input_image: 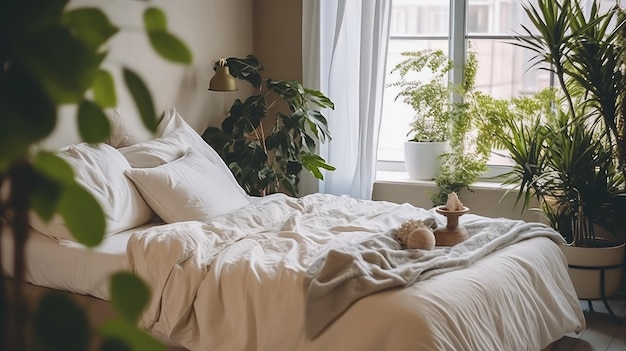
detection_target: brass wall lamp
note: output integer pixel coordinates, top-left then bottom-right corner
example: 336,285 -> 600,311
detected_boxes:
208,58 -> 237,92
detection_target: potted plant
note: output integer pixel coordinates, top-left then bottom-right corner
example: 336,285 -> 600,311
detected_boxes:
388,49 -> 454,181
0,1 -> 191,349
389,49 -> 544,206
203,55 -> 335,197
500,0 -> 626,316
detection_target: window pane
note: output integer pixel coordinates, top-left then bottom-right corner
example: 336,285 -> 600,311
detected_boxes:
390,0 -> 449,36
381,0 -> 451,162
469,39 -> 550,99
379,39 -> 449,161
468,0 -> 542,36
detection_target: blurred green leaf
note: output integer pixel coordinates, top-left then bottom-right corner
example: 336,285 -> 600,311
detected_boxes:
110,272 -> 150,324
147,31 -> 192,64
16,26 -> 101,104
143,7 -> 167,32
58,182 -> 105,247
93,69 -> 117,108
123,68 -> 157,132
30,175 -> 62,222
78,99 -> 111,143
100,319 -> 165,351
63,8 -> 119,51
0,67 -> 56,171
143,7 -> 191,64
100,338 -> 132,351
31,152 -> 75,221
33,152 -> 75,184
34,292 -> 90,351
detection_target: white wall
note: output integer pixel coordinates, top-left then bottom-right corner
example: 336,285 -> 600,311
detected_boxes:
42,0 -> 255,149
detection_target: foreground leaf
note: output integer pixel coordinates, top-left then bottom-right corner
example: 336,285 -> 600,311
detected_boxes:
144,7 -> 191,64
34,292 -> 90,351
58,182 -> 105,247
110,272 -> 150,324
123,68 -> 157,132
93,69 -> 117,108
63,8 -> 119,51
78,99 -> 111,143
100,319 -> 165,351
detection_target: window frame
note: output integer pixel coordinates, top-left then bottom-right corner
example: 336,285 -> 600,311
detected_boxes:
377,0 -> 546,179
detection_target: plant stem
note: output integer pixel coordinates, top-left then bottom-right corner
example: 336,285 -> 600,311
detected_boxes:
0,174 -> 7,351
8,160 -> 30,351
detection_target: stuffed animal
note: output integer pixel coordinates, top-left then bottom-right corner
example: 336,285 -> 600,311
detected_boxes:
395,219 -> 436,250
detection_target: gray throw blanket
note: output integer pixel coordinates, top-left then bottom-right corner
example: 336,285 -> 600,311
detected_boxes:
303,217 -> 565,338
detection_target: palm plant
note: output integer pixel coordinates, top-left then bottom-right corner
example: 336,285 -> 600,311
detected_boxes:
516,0 -> 626,179
504,0 -> 626,246
497,101 -> 626,246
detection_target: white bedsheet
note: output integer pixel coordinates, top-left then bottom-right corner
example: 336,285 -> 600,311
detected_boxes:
127,193 -> 586,351
1,223 -> 157,300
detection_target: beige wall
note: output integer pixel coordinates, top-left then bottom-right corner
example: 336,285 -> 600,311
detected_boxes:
43,0 -> 256,149
43,0 -> 305,150
253,0 -> 303,81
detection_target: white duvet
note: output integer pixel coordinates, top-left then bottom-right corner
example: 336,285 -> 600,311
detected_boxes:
127,193 -> 585,351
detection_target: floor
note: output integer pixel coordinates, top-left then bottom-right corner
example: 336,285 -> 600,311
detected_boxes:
552,294 -> 626,351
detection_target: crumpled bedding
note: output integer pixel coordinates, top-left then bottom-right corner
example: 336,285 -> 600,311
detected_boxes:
127,193 -> 585,351
303,218 -> 566,338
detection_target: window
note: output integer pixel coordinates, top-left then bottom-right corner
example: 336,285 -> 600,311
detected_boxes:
377,0 -> 549,167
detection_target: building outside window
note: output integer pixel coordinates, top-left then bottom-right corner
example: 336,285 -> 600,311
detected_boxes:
378,0 -> 548,169
378,0 -> 617,172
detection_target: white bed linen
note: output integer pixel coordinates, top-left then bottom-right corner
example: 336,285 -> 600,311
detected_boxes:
127,193 -> 585,351
1,223 -> 158,300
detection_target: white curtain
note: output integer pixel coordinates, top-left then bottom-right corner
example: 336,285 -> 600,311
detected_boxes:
302,0 -> 392,199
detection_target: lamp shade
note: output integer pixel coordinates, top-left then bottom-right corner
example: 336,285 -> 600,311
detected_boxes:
209,65 -> 237,92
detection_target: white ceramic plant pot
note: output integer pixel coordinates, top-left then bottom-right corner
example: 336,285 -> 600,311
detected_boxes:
560,242 -> 625,300
404,141 -> 449,180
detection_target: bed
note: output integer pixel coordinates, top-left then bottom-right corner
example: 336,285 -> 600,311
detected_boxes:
1,107 -> 585,351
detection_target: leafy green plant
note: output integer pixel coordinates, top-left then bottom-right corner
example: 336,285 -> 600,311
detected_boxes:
390,49 -> 543,205
0,1 -> 191,350
496,96 -> 626,246
203,55 -> 335,197
503,0 -> 626,246
389,49 -> 453,142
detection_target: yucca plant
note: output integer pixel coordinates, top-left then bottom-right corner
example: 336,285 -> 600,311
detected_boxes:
503,0 -> 626,246
516,0 -> 626,179
497,102 -> 626,246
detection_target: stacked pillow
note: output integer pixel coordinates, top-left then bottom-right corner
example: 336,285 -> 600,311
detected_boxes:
125,147 -> 249,223
29,143 -> 154,241
32,107 -> 250,242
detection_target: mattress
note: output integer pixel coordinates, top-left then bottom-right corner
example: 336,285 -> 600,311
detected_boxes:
1,222 -> 158,300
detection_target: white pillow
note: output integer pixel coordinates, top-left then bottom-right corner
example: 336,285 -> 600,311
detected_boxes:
119,106 -> 249,199
125,148 -> 249,223
105,106 -> 155,148
30,143 -> 153,241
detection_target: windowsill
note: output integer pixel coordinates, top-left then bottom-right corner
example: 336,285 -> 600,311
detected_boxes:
373,170 -> 541,223
375,168 -> 515,191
